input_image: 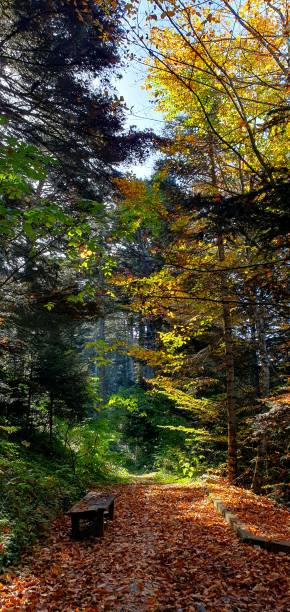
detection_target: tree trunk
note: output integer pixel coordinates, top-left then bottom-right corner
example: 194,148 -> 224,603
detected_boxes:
136,316 -> 145,385
208,133 -> 238,482
255,304 -> 270,397
126,315 -> 135,384
252,432 -> 267,493
217,232 -> 238,482
25,362 -> 33,434
49,391 -> 54,445
249,318 -> 260,396
143,319 -> 155,380
98,318 -> 107,399
135,316 -> 155,384
251,304 -> 269,492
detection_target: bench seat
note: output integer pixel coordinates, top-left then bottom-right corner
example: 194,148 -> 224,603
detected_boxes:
68,492 -> 115,539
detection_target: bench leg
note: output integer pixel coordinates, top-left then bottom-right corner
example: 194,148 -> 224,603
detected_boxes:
94,509 -> 105,537
71,515 -> 80,539
108,501 -> 114,521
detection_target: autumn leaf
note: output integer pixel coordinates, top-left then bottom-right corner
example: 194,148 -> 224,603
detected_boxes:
0,484 -> 289,611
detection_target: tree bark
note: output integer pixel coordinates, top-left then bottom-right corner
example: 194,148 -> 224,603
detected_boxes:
136,316 -> 145,385
252,432 -> 267,493
251,304 -> 269,492
126,315 -> 135,384
98,318 -> 107,399
49,391 -> 54,445
25,362 -> 33,435
255,304 -> 270,397
217,232 -> 238,482
209,132 -> 238,482
249,318 -> 260,395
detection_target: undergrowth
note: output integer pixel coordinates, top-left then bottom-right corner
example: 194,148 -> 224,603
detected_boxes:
0,418 -> 129,572
130,471 -> 198,485
0,405 -> 217,572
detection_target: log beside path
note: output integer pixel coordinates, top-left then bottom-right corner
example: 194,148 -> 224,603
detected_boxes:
210,496 -> 290,554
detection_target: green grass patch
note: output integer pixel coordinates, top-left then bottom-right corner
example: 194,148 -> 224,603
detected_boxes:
129,471 -> 198,485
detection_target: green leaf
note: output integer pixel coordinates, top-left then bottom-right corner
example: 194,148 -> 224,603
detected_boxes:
43,302 -> 55,311
23,222 -> 36,240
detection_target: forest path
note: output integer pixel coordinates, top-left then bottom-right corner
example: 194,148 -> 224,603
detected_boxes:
0,483 -> 289,611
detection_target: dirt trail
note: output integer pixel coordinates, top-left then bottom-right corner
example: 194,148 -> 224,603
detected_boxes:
0,484 -> 289,611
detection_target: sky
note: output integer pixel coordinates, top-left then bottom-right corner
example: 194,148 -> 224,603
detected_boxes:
115,60 -> 163,178
113,1 -> 165,179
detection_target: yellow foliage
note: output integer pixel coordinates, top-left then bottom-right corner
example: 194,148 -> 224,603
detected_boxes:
114,177 -> 147,203
145,0 -> 289,191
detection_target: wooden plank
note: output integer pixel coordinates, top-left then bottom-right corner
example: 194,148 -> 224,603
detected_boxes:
69,493 -> 115,540
68,493 -> 114,515
94,509 -> 105,538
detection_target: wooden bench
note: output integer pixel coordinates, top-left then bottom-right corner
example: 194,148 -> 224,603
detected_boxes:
68,492 -> 115,540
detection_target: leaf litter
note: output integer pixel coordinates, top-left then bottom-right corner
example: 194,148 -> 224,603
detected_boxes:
0,483 -> 289,611
207,477 -> 290,541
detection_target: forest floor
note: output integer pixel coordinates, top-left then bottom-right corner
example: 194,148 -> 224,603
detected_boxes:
0,483 -> 289,612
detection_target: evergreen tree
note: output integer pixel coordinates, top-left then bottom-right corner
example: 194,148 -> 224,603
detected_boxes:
0,0 -> 151,198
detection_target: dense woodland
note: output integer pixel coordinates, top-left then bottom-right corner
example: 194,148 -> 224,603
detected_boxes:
0,0 -> 289,579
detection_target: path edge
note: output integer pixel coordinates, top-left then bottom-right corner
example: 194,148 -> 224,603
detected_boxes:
208,494 -> 290,555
